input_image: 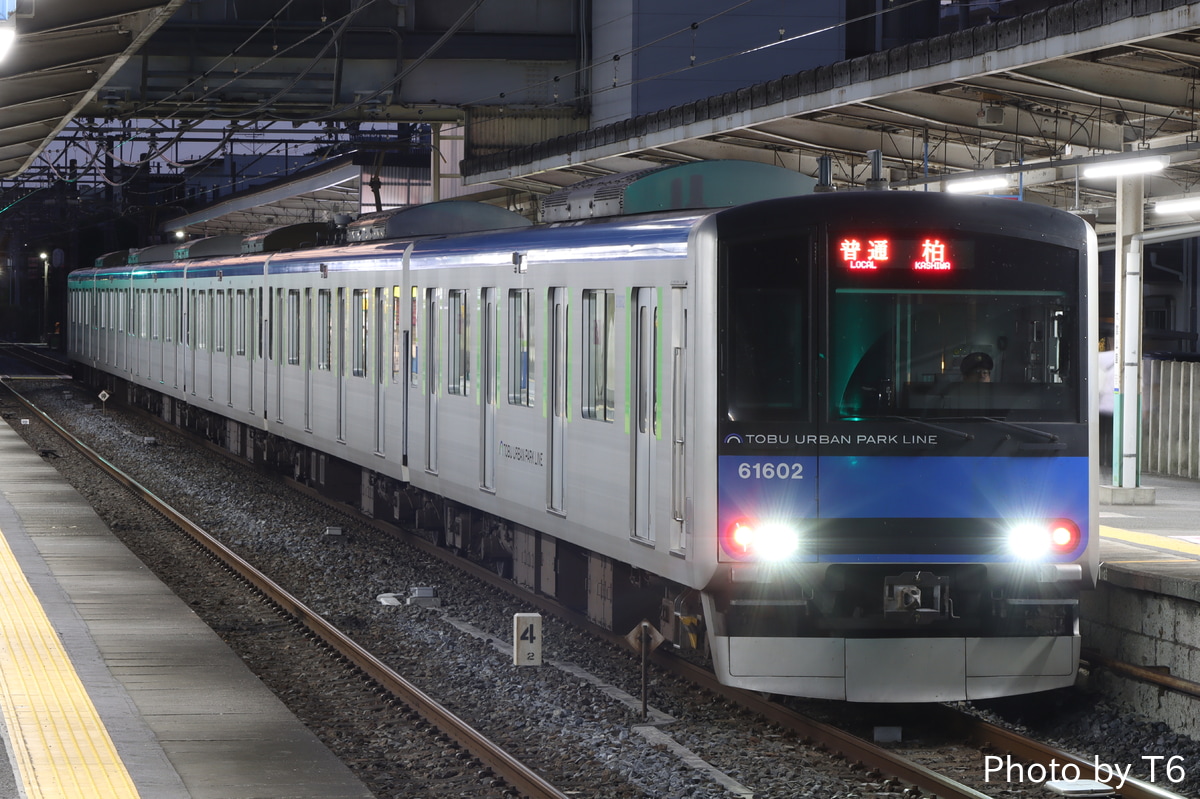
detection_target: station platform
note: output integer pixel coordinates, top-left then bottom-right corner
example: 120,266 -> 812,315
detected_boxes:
0,422 -> 373,799
1088,470 -> 1200,736
1099,470 -> 1200,597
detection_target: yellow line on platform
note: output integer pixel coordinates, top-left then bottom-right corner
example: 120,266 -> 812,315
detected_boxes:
1101,525 -> 1200,558
1106,559 -> 1193,564
0,525 -> 139,799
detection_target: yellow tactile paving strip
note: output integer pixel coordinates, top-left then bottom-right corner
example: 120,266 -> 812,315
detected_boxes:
1101,524 -> 1200,559
0,524 -> 139,799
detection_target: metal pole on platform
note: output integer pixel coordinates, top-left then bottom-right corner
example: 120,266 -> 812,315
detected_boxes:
1112,174 -> 1144,489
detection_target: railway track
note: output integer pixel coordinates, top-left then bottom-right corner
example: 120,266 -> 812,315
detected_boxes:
5,379 -> 1195,799
0,343 -> 72,378
2,380 -> 568,799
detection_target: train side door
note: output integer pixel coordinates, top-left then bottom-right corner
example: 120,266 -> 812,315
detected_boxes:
374,287 -> 387,454
548,286 -> 567,513
671,285 -> 688,553
480,287 -> 496,492
403,286 -> 416,477
150,289 -> 160,383
205,286 -> 214,398
163,290 -> 173,386
173,287 -> 182,391
398,247 -> 413,479
256,259 -> 272,418
425,288 -> 439,473
632,287 -> 658,544
304,288 -> 313,430
225,290 -> 234,406
177,283 -> 187,391
273,288 -> 284,421
337,287 -> 347,441
188,288 -> 197,396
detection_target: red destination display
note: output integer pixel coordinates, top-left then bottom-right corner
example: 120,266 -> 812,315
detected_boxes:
838,237 -> 890,270
836,236 -> 955,272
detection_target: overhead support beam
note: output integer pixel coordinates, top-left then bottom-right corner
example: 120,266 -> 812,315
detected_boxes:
1015,58 -> 1198,113
466,4 -> 1200,185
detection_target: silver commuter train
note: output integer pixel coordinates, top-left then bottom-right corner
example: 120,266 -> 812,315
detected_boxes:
67,172 -> 1097,702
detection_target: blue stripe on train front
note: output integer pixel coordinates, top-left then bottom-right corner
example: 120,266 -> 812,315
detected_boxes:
717,456 -> 1089,563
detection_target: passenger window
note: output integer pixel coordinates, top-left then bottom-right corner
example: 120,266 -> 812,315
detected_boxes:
317,289 -> 332,370
582,289 -> 615,422
448,289 -> 470,395
508,289 -> 534,406
352,288 -> 368,377
286,289 -> 300,364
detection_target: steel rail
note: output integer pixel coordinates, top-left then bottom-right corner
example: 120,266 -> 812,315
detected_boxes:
0,345 -> 72,378
2,384 -> 570,799
931,704 -> 1190,799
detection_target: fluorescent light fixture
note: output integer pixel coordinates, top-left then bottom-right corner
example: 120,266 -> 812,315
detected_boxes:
1154,197 -> 1200,215
1082,155 -> 1169,179
945,175 -> 1009,194
0,17 -> 14,62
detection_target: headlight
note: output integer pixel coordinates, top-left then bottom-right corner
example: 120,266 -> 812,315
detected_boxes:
1007,519 -> 1081,560
723,518 -> 801,561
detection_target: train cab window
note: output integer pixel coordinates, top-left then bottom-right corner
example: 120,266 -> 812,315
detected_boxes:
508,289 -> 535,406
828,232 -> 1079,422
582,289 -> 615,422
448,289 -> 470,395
720,235 -> 811,422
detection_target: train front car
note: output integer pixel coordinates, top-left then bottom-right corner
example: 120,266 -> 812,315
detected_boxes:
704,191 -> 1097,702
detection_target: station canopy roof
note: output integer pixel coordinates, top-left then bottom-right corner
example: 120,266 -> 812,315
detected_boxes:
461,3 -> 1200,237
0,0 -> 184,178
10,2 -> 1200,240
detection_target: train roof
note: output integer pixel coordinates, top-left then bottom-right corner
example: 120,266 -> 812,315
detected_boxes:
540,159 -> 816,222
67,209 -> 705,285
68,191 -> 1092,287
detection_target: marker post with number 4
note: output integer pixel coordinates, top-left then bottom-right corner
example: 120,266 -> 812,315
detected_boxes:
513,613 -> 542,666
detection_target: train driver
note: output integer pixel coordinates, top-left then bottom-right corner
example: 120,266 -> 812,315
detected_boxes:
960,352 -> 993,383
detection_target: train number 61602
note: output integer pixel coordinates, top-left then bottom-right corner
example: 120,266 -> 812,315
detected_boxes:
737,462 -> 803,480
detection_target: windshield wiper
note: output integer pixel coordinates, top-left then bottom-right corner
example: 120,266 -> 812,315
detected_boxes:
886,416 -> 973,441
957,416 -> 1059,442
